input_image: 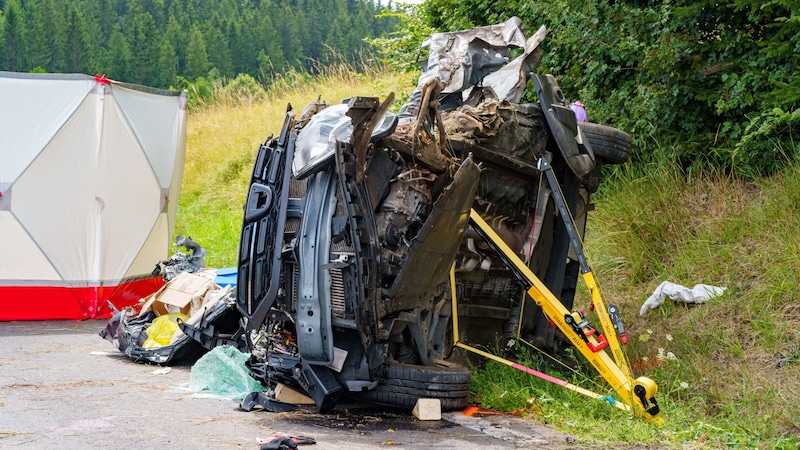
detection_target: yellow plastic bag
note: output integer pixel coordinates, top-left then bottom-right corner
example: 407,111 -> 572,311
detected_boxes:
142,312 -> 189,349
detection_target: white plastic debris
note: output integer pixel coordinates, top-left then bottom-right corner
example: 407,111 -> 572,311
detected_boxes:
640,281 -> 726,316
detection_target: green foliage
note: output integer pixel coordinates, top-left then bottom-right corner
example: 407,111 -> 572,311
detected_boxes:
401,0 -> 800,177
367,5 -> 431,73
1,0 -> 26,71
177,75 -> 214,109
217,73 -> 266,105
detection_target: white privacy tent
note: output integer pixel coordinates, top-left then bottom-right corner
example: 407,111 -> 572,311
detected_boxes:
0,72 -> 187,320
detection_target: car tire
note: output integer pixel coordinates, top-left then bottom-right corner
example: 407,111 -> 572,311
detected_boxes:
578,122 -> 631,164
353,359 -> 471,411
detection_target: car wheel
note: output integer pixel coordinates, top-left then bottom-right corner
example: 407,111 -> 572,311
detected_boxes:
578,122 -> 631,164
354,359 -> 471,411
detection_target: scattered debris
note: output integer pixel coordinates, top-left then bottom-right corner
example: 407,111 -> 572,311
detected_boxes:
89,351 -> 123,356
152,234 -> 208,281
640,281 -> 726,316
257,434 -> 316,450
778,351 -> 799,368
99,270 -> 242,365
570,101 -> 587,122
412,398 -> 442,421
150,367 -> 172,375
274,383 -> 315,405
239,392 -> 299,413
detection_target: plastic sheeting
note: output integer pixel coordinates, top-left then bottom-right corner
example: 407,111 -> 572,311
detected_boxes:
188,346 -> 265,401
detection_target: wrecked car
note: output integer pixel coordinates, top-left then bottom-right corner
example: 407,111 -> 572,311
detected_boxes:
236,17 -> 631,412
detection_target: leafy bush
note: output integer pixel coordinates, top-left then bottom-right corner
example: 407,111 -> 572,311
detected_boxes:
367,6 -> 434,73
218,74 -> 267,105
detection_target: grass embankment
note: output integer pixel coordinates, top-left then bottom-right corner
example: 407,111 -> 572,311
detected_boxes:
473,162 -> 800,449
179,69 -> 799,449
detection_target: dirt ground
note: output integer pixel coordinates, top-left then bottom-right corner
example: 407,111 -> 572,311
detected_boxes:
0,320 -> 579,449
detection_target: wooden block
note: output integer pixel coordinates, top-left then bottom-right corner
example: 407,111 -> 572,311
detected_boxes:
412,398 -> 442,421
274,383 -> 315,405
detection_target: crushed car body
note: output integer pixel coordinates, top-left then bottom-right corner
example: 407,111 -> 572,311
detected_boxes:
234,17 -> 637,414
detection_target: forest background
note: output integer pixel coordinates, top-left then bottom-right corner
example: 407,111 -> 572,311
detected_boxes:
0,0 -> 398,103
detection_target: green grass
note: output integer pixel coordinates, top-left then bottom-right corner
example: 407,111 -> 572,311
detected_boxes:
178,67 -> 800,448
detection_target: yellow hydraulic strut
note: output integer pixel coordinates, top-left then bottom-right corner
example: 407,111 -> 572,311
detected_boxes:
451,155 -> 664,423
457,210 -> 662,424
536,157 -> 631,377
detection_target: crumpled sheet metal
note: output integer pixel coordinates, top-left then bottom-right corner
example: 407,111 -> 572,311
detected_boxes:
482,25 -> 547,103
639,281 -> 726,316
401,17 -> 545,120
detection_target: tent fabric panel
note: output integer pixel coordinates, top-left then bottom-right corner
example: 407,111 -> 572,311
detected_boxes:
11,95 -> 101,282
112,85 -> 186,189
0,277 -> 164,320
123,212 -> 170,279
167,108 -> 187,237
0,72 -> 186,321
0,285 -> 93,320
0,74 -> 94,185
95,97 -> 162,280
0,211 -> 61,280
96,276 -> 165,318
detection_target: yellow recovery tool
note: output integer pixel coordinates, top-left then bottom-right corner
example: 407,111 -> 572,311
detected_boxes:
451,157 -> 663,425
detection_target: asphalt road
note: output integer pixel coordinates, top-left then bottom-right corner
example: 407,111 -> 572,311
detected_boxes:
0,320 -> 576,449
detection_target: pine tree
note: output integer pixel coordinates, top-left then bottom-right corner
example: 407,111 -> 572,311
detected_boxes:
157,39 -> 178,88
163,14 -> 186,76
127,3 -> 161,86
108,25 -> 132,81
25,0 -> 53,70
277,5 -> 304,68
185,25 -> 209,80
62,4 -> 92,73
204,22 -> 233,78
1,0 -> 27,71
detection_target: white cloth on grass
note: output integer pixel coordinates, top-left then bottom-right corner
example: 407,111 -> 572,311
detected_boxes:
640,281 -> 726,316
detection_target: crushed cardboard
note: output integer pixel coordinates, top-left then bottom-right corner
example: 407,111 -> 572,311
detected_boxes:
139,270 -> 218,317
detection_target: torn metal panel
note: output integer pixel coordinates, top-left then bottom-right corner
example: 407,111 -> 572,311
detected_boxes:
401,17 -> 544,121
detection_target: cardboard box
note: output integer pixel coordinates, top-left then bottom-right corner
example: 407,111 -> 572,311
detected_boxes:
139,271 -> 216,317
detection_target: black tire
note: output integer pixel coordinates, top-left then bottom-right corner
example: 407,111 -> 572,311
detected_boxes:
578,122 -> 631,164
379,359 -> 472,384
365,383 -> 471,398
357,389 -> 470,411
353,359 -> 471,411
